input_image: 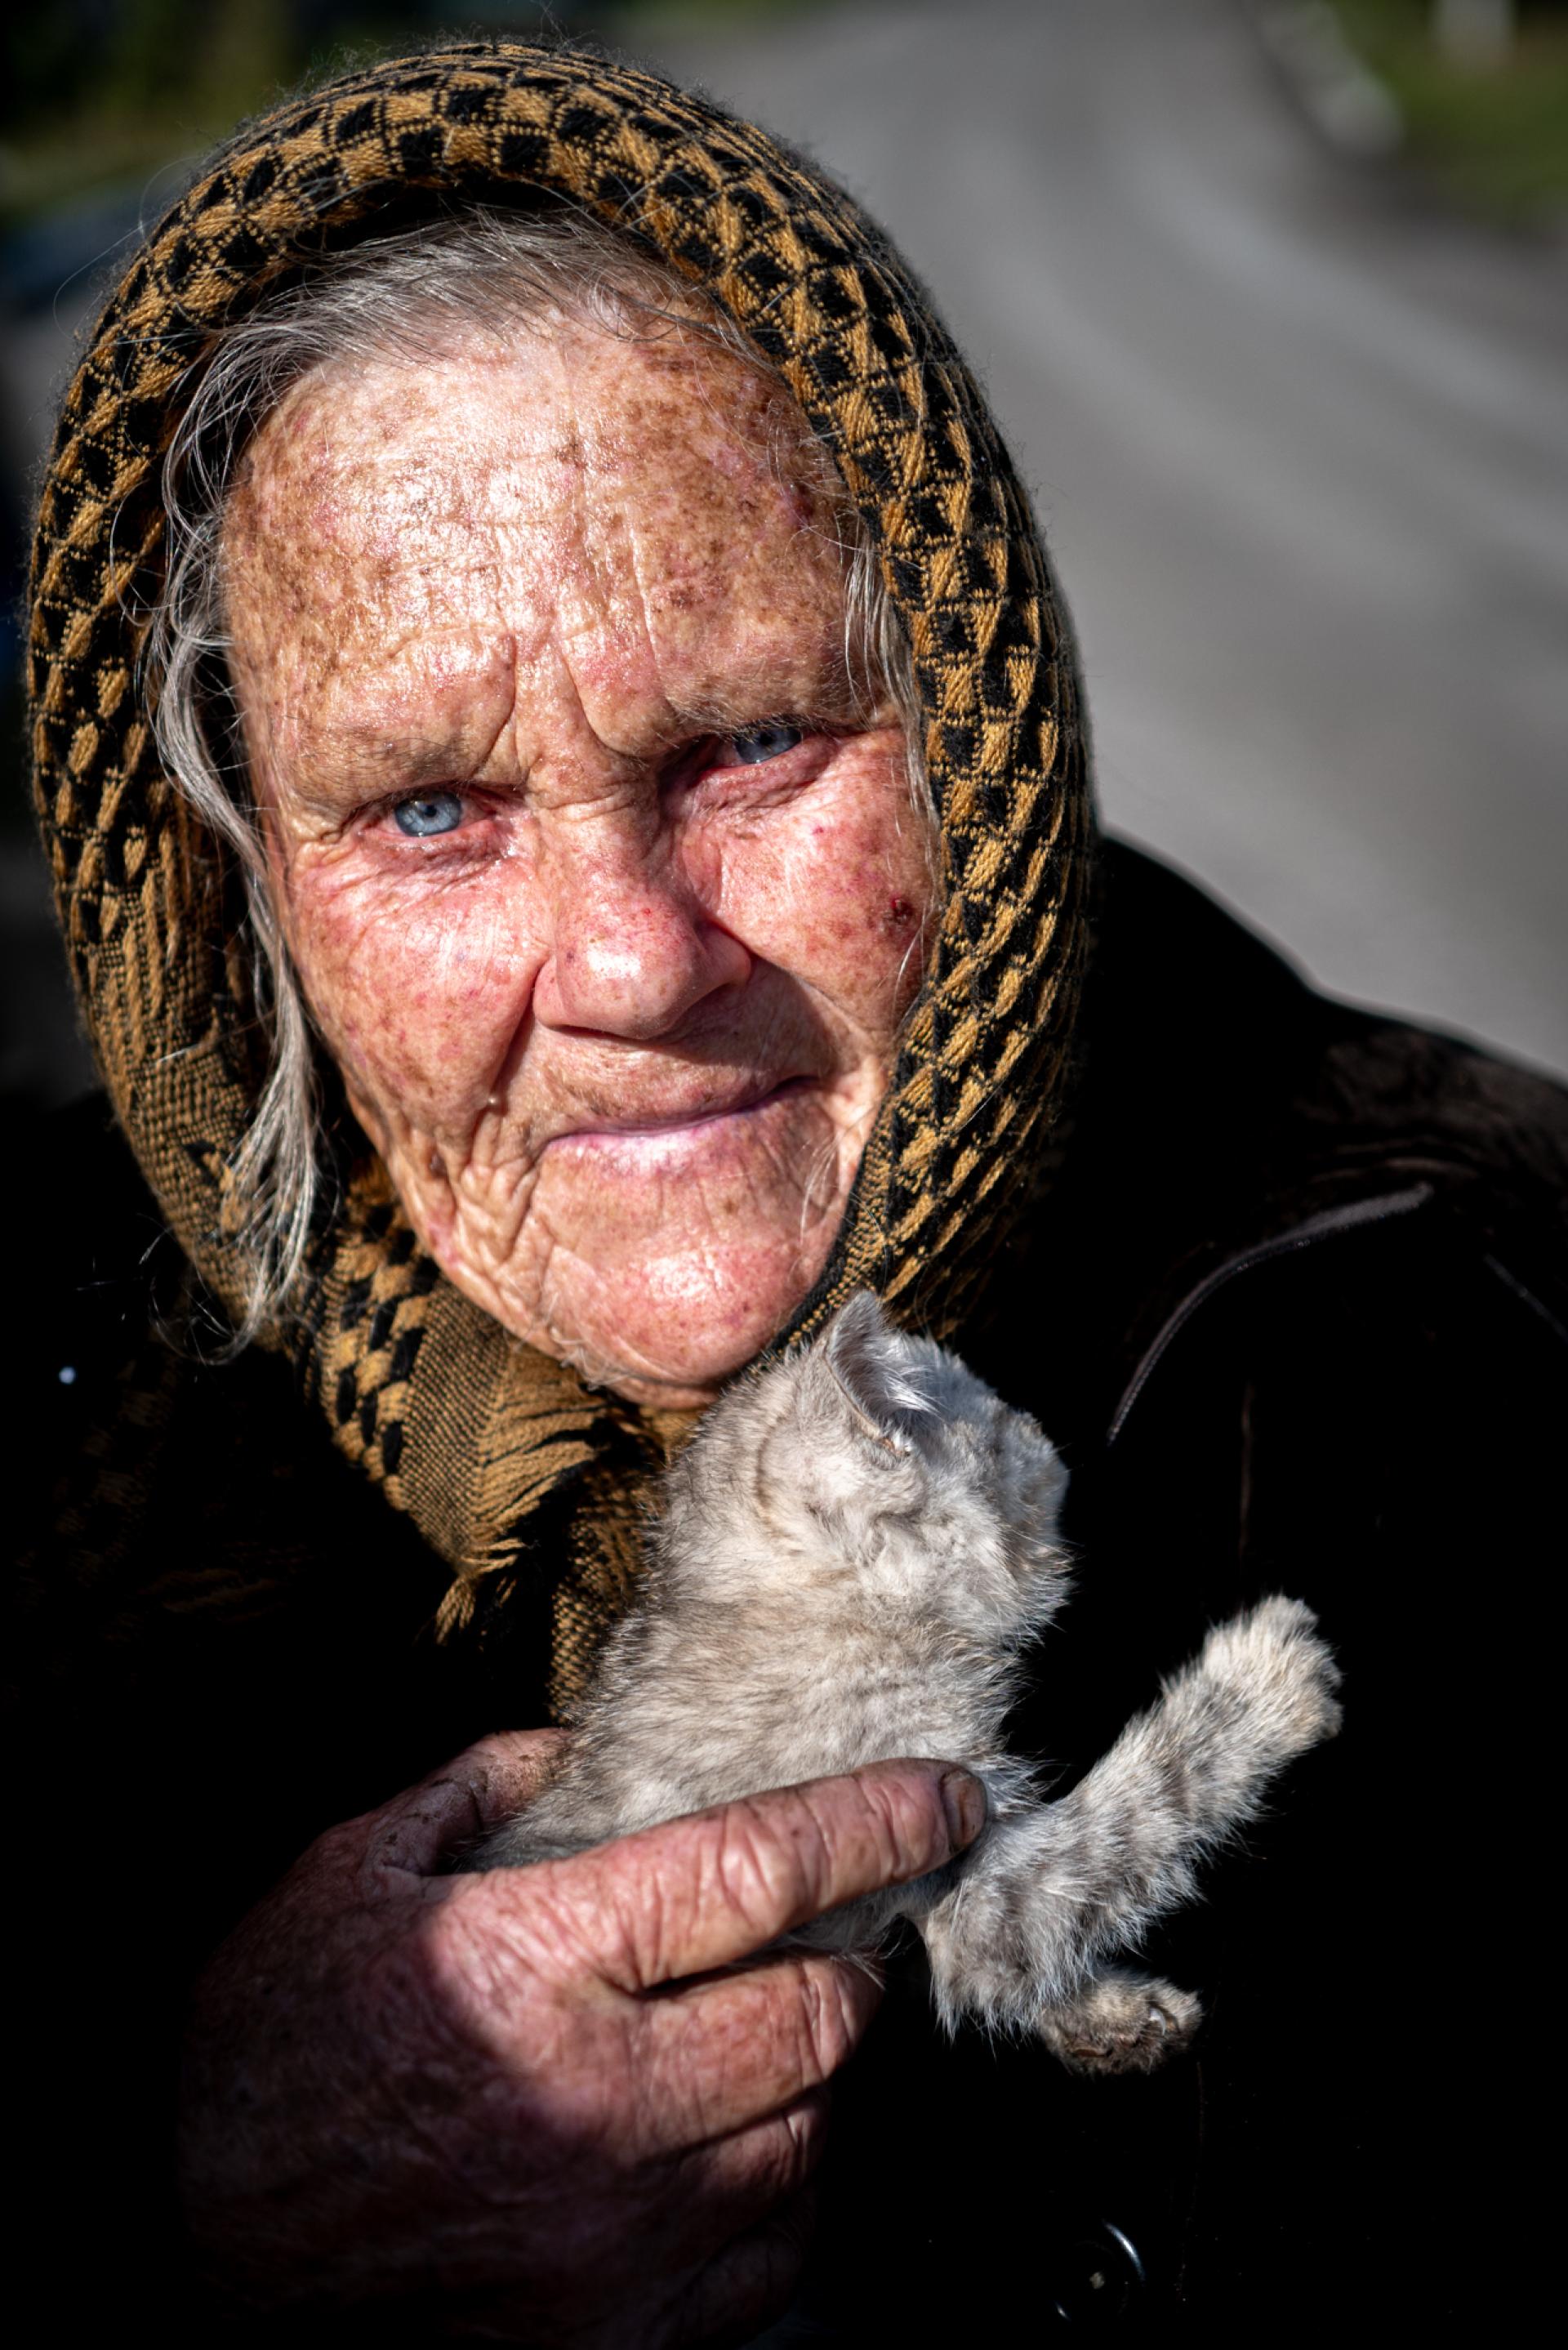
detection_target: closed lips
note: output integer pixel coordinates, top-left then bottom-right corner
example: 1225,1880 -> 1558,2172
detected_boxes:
549,1076 -> 816,1155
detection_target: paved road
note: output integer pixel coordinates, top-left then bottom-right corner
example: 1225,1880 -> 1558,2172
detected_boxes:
4,0 -> 1565,1104
646,0 -> 1568,1076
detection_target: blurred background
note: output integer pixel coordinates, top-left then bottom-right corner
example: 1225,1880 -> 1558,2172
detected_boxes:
4,0 -> 1566,1109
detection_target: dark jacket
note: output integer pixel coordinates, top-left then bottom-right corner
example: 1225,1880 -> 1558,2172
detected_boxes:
9,841 -> 1564,2334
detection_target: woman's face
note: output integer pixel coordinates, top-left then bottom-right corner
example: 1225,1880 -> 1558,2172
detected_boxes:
224,321 -> 932,1407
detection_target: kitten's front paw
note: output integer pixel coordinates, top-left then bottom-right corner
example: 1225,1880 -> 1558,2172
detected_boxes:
1037,1973 -> 1202,2077
1204,1594 -> 1344,1754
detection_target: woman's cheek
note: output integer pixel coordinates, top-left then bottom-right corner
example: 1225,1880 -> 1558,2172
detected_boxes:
720,768 -> 930,1021
282,852 -> 532,1131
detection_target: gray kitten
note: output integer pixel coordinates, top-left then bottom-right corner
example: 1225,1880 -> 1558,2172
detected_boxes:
472,1293 -> 1341,2073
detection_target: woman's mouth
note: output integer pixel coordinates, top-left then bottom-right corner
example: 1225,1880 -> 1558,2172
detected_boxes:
547,1075 -> 817,1168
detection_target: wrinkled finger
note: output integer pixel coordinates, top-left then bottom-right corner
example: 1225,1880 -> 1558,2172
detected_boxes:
641,1952 -> 882,2148
547,1759 -> 983,1991
668,2188 -> 819,2350
366,1729 -> 570,1878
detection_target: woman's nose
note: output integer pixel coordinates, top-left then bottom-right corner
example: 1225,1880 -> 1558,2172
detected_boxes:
532,843 -> 752,1041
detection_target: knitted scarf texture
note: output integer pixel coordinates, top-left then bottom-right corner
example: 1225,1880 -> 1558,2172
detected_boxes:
29,38 -> 1094,1710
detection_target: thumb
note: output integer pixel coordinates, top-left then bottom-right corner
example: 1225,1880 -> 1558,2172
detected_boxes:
365,1729 -> 570,1879
541,1757 -> 987,1993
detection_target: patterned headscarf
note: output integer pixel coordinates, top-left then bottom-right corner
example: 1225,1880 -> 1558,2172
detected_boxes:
29,40 -> 1094,1707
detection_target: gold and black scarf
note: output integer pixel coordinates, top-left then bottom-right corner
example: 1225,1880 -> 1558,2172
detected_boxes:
29,38 -> 1094,1709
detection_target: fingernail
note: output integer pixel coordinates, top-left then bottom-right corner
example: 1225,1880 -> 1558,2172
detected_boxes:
940,1768 -> 987,1848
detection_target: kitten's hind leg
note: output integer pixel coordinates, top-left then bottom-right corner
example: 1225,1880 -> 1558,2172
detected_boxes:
1035,1969 -> 1202,2077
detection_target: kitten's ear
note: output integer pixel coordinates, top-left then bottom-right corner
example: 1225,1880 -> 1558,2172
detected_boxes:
821,1292 -> 934,1453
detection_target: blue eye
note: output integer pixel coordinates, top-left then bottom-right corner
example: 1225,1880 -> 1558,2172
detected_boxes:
393,792 -> 465,837
729,723 -> 804,765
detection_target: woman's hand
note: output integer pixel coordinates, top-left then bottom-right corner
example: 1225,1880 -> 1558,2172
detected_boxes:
179,1733 -> 984,2344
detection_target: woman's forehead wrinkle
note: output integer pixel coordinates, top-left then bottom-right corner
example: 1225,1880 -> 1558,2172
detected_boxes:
227,380 -> 521,795
531,324 -> 844,721
310,631 -> 521,793
227,321 -> 864,816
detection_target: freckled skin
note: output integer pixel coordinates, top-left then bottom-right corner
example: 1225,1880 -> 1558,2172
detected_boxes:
225,323 -> 933,1405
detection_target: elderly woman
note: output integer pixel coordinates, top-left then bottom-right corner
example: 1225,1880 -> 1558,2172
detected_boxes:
12,38 -> 1565,2346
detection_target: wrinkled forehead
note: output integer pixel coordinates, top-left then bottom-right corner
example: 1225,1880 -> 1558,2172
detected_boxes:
218,318 -> 859,725
223,317 -> 846,583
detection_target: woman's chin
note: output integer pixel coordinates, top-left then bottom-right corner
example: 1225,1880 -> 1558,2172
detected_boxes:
538,1242 -> 832,1407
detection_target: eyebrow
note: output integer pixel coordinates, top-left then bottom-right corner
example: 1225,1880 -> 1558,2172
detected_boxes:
663,653 -> 866,736
663,697 -> 858,737
273,716 -> 486,813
